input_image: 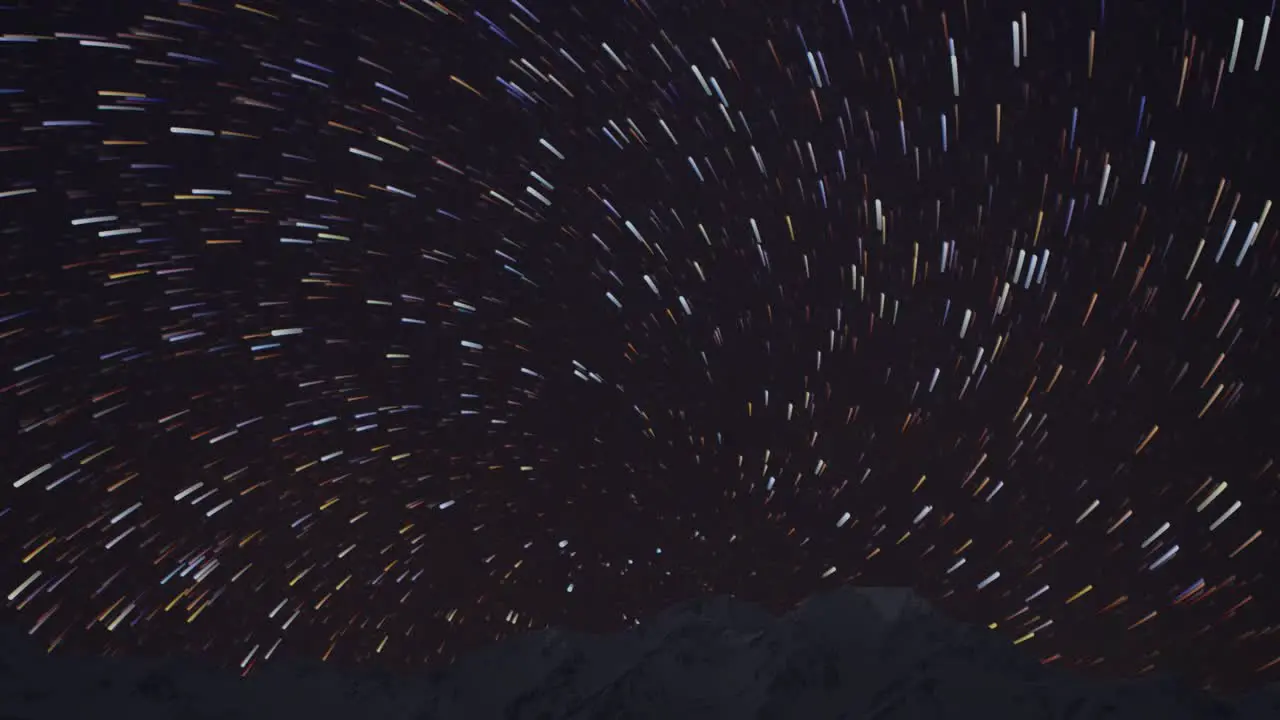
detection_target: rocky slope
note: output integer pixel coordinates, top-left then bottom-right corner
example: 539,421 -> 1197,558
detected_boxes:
1,587 -> 1277,719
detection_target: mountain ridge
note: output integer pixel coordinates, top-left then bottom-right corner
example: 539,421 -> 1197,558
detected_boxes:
1,586 -> 1277,719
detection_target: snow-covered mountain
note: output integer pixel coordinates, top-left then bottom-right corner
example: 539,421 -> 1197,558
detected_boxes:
1,587 -> 1276,719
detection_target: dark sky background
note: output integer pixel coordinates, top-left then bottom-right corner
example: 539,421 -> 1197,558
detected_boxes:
2,0 -> 1280,694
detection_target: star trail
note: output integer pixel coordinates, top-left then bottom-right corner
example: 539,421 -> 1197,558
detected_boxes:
2,0 -> 1280,693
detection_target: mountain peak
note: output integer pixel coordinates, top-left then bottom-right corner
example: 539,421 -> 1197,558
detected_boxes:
1,586 -> 1277,719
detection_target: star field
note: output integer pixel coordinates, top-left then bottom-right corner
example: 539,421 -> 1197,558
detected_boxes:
2,0 -> 1280,693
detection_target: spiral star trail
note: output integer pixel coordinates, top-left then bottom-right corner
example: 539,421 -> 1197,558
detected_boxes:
2,0 -> 1280,692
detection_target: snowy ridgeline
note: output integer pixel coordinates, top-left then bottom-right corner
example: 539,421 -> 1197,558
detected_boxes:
1,586 -> 1278,719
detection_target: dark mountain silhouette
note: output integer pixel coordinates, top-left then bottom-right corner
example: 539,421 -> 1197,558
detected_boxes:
1,587 -> 1277,719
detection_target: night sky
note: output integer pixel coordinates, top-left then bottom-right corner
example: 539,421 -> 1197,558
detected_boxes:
2,0 -> 1280,694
